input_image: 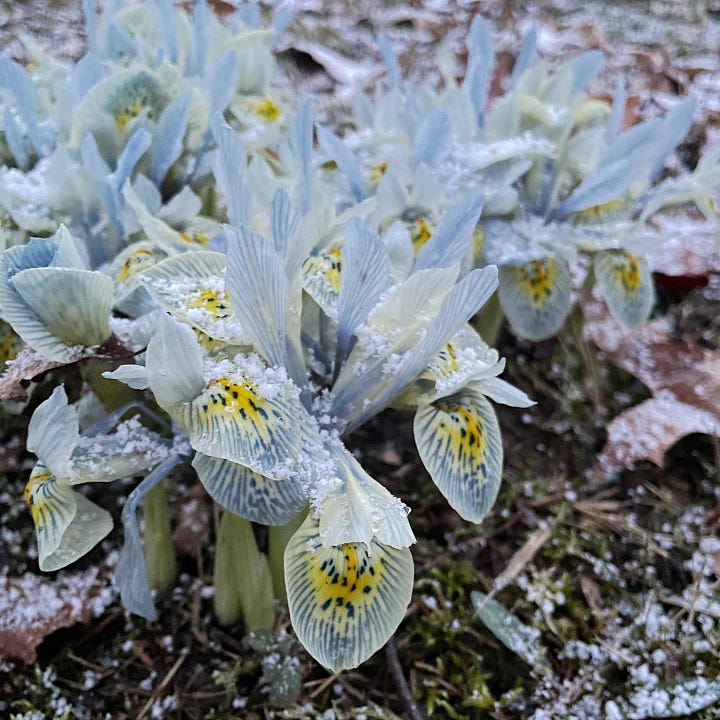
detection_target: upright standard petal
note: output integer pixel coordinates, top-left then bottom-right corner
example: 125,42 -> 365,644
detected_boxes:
285,515 -> 414,672
225,226 -> 288,367
26,386 -> 79,478
317,443 -> 414,549
10,267 -> 114,352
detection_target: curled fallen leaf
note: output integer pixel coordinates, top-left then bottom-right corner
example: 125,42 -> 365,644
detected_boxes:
0,335 -> 132,400
0,567 -> 113,663
583,292 -> 720,480
0,347 -> 65,400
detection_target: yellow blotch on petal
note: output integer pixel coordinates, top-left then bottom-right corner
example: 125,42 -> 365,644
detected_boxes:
433,402 -> 488,472
574,197 -> 625,223
411,217 -> 433,253
201,376 -> 271,431
0,324 -> 23,364
115,97 -> 145,132
117,248 -> 158,282
309,543 -> 383,622
369,161 -> 388,186
179,231 -> 210,246
249,97 -> 281,123
187,289 -> 232,320
603,250 -> 641,293
513,259 -> 557,308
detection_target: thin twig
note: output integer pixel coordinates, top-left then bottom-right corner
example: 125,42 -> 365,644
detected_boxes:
385,637 -> 425,720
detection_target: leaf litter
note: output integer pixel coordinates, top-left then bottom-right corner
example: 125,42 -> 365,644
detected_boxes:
2,1 -> 720,719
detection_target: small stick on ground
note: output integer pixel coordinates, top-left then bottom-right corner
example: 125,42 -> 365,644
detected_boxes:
385,637 -> 425,720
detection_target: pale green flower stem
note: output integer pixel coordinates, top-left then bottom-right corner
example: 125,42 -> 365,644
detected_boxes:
214,509 -> 275,631
142,480 -> 177,595
473,290 -> 504,347
268,511 -> 306,602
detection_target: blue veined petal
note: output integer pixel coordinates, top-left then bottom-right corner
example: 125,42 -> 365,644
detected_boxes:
509,29 -> 537,88
211,115 -> 249,227
557,98 -> 696,218
26,386 -> 79,477
145,314 -> 204,408
156,0 -> 178,64
377,36 -> 401,88
192,453 -> 306,525
414,110 -> 451,169
318,443 -> 414,549
594,250 -> 655,327
301,248 -> 342,316
291,99 -> 313,214
5,267 -> 113,361
498,258 -> 572,341
568,51 -> 604,95
150,94 -> 189,185
25,466 -> 112,572
69,428 -> 172,485
70,53 -> 105,107
140,250 -> 248,345
414,389 -> 503,523
473,377 -> 535,408
285,515 -> 414,672
207,50 -> 240,117
0,58 -> 51,157
336,218 -> 390,368
11,266 -> 113,346
331,265 -> 498,434
413,194 -> 484,272
3,106 -> 29,169
82,0 -> 98,55
465,15 -> 494,126
607,76 -> 626,139
225,225 -> 288,367
404,324 -> 502,406
271,188 -> 302,264
178,360 -> 314,478
185,0 -> 207,76
115,454 -> 183,620
317,126 -> 365,203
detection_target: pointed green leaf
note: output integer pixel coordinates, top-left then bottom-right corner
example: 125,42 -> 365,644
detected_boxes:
471,591 -> 547,667
285,515 -> 414,671
414,389 -> 503,523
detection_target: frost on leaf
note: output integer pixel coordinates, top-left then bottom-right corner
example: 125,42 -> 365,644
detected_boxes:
471,591 -> 548,668
0,347 -> 65,400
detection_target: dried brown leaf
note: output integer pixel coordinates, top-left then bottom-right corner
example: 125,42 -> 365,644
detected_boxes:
584,291 -> 720,478
0,567 -> 112,663
592,397 -> 720,479
0,347 -> 65,400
